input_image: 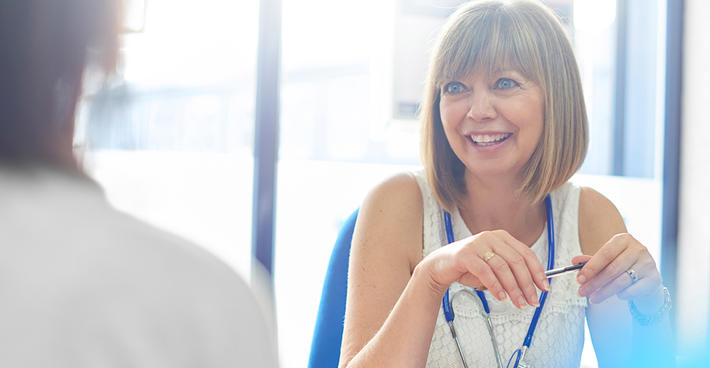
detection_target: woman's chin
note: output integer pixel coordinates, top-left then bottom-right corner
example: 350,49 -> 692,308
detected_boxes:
463,165 -> 520,180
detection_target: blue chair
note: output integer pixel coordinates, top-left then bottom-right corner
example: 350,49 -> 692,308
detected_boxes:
308,209 -> 359,368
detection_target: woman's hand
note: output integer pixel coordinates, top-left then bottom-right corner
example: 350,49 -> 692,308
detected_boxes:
572,233 -> 664,312
421,230 -> 550,309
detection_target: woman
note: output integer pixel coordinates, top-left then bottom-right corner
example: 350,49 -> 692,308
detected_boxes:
339,1 -> 672,367
0,1 -> 278,367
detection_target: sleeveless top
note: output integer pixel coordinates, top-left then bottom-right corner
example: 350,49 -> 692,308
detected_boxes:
412,171 -> 588,368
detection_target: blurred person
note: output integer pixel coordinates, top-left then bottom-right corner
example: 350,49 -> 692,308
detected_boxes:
0,1 -> 278,367
339,1 -> 673,367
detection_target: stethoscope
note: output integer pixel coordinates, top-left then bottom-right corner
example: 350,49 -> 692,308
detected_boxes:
441,195 -> 555,368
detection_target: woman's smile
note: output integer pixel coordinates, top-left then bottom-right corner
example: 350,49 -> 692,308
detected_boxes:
468,132 -> 513,150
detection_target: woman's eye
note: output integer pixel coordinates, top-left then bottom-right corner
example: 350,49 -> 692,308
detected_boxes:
495,78 -> 519,89
443,82 -> 466,95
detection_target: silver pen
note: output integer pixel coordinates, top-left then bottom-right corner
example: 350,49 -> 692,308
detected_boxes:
545,261 -> 587,278
476,261 -> 587,291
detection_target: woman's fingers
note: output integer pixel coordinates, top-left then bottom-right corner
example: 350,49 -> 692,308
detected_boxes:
484,253 -> 531,308
576,233 -> 664,304
458,254 -> 507,301
499,231 -> 550,293
457,273 -> 484,290
455,230 -> 548,308
576,234 -> 634,294
445,230 -> 556,309
578,253 -> 637,298
571,254 -> 592,267
587,261 -> 659,303
616,273 -> 662,301
488,234 -> 541,306
586,267 -> 633,304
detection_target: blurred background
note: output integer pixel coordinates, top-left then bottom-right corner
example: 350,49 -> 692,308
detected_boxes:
75,0 -> 708,366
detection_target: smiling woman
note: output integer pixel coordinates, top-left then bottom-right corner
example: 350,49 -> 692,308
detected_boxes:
421,0 -> 588,211
338,1 -> 672,367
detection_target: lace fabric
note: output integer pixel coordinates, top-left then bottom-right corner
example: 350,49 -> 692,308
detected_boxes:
412,171 -> 587,368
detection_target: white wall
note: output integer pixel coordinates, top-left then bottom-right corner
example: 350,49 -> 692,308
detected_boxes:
677,0 -> 710,361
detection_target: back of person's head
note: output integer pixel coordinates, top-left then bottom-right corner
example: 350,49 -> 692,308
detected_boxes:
0,0 -> 122,169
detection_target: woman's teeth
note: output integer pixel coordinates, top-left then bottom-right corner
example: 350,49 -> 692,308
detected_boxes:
470,133 -> 512,145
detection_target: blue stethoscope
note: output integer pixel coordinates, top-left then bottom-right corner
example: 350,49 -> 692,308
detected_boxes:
441,195 -> 555,368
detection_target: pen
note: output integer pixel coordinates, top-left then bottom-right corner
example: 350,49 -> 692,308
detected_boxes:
475,261 -> 587,291
544,261 -> 587,279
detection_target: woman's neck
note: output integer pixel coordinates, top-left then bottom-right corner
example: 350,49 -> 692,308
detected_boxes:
458,172 -> 546,246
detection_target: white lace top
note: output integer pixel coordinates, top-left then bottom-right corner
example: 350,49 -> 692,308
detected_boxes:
412,171 -> 588,368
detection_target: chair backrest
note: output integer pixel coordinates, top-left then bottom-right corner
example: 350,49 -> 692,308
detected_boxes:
308,209 -> 359,368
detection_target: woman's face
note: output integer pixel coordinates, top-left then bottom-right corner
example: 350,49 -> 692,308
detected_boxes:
439,67 -> 544,180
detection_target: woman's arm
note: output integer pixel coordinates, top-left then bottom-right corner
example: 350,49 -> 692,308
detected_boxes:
339,174 -> 549,367
338,173 -> 435,367
577,187 -> 673,368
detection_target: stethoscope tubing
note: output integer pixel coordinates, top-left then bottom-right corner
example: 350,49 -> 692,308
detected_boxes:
450,288 -> 505,368
441,195 -> 555,368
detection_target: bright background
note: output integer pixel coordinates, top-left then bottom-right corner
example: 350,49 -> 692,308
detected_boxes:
76,0 -> 681,367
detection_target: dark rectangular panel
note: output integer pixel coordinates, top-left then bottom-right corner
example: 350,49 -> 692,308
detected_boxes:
252,0 -> 282,280
661,0 -> 683,316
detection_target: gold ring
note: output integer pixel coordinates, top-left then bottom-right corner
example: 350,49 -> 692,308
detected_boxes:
482,251 -> 496,262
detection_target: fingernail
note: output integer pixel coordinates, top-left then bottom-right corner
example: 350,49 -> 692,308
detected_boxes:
543,279 -> 550,291
578,287 -> 586,297
518,296 -> 527,308
577,274 -> 586,284
498,292 -> 507,301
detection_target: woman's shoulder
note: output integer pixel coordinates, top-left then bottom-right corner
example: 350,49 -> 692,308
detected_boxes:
577,186 -> 624,227
355,171 -> 425,266
577,186 -> 626,255
359,171 -> 423,233
361,171 -> 423,213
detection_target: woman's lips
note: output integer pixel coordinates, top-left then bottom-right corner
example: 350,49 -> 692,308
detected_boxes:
468,132 -> 512,146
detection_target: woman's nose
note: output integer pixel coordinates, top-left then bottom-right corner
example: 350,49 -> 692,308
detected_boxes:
466,90 -> 497,122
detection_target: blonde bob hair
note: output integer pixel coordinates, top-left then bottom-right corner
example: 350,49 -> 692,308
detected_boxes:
420,0 -> 588,211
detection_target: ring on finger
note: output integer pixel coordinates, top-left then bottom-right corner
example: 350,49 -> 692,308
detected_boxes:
627,268 -> 639,285
482,250 -> 496,263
